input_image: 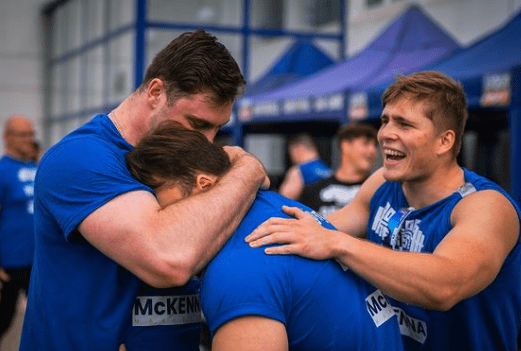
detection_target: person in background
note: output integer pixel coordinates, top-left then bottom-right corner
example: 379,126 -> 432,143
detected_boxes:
300,123 -> 378,216
125,120 -> 404,351
20,30 -> 268,351
247,71 -> 521,351
0,115 -> 37,342
278,132 -> 332,200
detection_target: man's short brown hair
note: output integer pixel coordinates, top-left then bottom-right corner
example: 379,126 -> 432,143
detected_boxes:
126,120 -> 231,195
140,30 -> 245,107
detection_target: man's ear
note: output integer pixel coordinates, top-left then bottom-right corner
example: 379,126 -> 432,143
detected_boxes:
339,139 -> 351,154
146,78 -> 165,109
196,174 -> 217,191
437,129 -> 455,156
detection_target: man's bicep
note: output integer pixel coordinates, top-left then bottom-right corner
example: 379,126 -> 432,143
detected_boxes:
327,198 -> 369,237
212,316 -> 288,351
437,190 -> 519,298
79,190 -> 160,274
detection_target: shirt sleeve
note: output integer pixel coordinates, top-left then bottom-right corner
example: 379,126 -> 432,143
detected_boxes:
200,241 -> 293,336
36,136 -> 151,239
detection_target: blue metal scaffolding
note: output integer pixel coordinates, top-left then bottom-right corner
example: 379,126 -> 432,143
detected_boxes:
41,0 -> 346,147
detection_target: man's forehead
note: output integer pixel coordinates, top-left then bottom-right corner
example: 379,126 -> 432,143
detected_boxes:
384,97 -> 429,112
8,118 -> 34,131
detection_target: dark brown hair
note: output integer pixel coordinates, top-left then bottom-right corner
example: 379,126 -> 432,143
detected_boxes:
126,120 -> 231,195
336,123 -> 377,145
287,133 -> 318,151
382,71 -> 468,157
139,30 -> 245,107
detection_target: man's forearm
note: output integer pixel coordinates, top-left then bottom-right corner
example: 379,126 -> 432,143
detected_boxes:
80,152 -> 266,288
185,164 -> 262,274
333,235 -> 478,310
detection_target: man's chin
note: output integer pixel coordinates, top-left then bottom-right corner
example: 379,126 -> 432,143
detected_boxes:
381,167 -> 403,182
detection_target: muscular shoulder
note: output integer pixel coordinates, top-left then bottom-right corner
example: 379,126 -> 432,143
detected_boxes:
449,189 -> 520,264
41,134 -> 126,181
453,189 -> 520,228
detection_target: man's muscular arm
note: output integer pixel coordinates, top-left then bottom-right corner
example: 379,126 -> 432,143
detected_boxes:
249,188 -> 519,310
80,147 -> 269,288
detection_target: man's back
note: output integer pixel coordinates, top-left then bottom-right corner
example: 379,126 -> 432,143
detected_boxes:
201,190 -> 403,350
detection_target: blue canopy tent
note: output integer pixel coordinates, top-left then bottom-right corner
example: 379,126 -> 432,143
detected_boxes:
354,10 -> 521,204
238,5 -> 460,125
220,39 -> 335,137
358,9 -> 521,116
244,39 -> 335,96
424,10 -> 521,108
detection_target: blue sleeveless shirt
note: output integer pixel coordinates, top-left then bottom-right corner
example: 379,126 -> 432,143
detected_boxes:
367,168 -> 521,351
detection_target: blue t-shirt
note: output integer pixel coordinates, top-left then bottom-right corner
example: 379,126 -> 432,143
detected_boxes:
298,159 -> 332,185
20,114 -> 200,350
123,277 -> 202,351
367,168 -> 521,351
0,155 -> 37,268
201,190 -> 404,351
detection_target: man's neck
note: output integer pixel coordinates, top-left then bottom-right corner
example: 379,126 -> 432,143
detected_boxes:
108,93 -> 148,146
299,156 -> 319,165
402,164 -> 465,209
292,147 -> 319,165
4,150 -> 30,162
335,166 -> 368,184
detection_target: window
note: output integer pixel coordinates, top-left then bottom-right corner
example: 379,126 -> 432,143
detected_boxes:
308,0 -> 341,27
367,0 -> 384,8
251,0 -> 283,31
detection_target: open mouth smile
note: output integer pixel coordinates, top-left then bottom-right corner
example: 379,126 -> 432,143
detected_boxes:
383,148 -> 406,161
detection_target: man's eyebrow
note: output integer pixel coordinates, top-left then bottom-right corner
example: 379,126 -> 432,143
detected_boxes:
381,111 -> 405,121
393,115 -> 410,123
185,115 -> 218,130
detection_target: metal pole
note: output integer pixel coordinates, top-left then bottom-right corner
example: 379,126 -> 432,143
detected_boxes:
232,0 -> 250,147
341,0 -> 349,125
40,9 -> 53,149
509,65 -> 521,205
134,0 -> 147,89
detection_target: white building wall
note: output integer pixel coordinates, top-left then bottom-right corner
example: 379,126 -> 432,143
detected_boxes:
348,0 -> 521,56
0,0 -> 48,155
1,0 -> 521,155
248,0 -> 521,80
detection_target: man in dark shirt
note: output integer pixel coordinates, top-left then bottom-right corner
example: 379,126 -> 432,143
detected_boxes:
300,123 -> 378,216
